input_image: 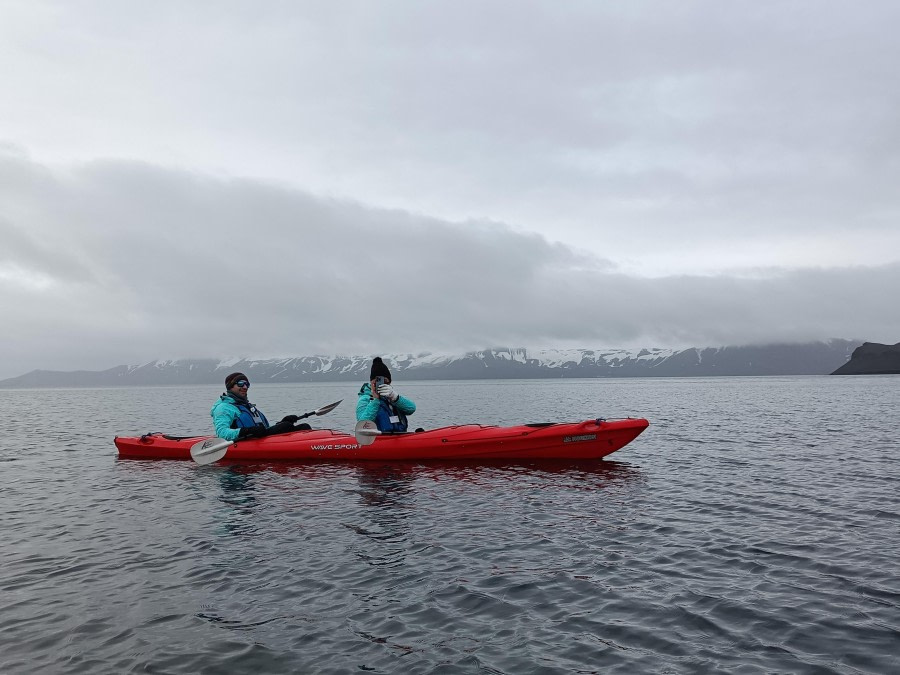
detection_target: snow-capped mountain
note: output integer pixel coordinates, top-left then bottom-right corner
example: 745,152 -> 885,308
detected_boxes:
0,340 -> 861,388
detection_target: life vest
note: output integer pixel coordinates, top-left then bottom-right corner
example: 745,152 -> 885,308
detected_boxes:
222,394 -> 270,429
374,398 -> 408,433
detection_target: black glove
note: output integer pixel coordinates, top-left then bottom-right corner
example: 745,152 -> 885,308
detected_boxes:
264,420 -> 297,436
238,426 -> 265,439
280,414 -> 300,425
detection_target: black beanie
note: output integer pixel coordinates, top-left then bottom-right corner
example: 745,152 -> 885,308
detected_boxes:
369,357 -> 392,382
225,372 -> 248,389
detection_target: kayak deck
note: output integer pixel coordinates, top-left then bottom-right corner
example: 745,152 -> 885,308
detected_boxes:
114,418 -> 649,462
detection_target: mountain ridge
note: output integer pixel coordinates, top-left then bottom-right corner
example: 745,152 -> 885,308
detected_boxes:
0,340 -> 862,388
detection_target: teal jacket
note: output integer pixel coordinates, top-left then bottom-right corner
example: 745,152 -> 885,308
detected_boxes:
356,382 -> 416,430
211,393 -> 270,441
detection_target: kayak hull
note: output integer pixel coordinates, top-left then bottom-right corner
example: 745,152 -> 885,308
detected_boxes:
114,418 -> 649,462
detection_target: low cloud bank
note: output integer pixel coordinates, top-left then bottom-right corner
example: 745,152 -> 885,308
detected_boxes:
1,153 -> 897,378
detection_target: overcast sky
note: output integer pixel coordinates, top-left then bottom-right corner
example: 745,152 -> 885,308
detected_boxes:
2,1 -> 899,379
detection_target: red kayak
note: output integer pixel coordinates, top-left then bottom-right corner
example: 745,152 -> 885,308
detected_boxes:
114,417 -> 649,462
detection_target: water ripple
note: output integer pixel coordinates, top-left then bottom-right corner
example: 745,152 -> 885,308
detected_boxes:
1,378 -> 899,673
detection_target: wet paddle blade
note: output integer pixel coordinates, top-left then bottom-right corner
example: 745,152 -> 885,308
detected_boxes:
354,420 -> 380,446
297,399 -> 344,420
314,399 -> 343,416
190,437 -> 233,465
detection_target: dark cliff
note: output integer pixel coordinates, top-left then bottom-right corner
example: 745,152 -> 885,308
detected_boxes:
831,342 -> 900,375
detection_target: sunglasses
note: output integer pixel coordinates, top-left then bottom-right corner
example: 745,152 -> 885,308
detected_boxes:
234,380 -> 250,388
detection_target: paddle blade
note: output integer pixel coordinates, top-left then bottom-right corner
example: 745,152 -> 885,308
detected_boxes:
354,420 -> 380,446
314,399 -> 343,416
297,399 -> 344,420
190,437 -> 233,465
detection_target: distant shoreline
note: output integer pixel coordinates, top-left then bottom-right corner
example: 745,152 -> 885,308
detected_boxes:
0,340 -> 868,389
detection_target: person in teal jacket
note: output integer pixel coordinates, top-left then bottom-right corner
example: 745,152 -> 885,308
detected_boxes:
211,372 -> 309,441
356,357 -> 416,432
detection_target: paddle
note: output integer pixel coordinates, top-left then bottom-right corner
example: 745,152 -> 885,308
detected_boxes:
190,399 -> 343,465
297,399 -> 343,421
354,419 -> 381,446
190,437 -> 233,464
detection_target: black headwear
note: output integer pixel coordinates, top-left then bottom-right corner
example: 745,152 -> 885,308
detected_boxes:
369,357 -> 391,382
225,372 -> 248,389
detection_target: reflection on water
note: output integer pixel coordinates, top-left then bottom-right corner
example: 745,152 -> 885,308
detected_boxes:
183,457 -> 644,489
353,464 -> 417,509
217,465 -> 259,505
215,466 -> 260,537
407,458 -> 643,486
346,465 -> 417,569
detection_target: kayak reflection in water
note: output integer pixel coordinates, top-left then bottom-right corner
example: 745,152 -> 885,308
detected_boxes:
356,357 -> 417,433
211,371 -> 311,441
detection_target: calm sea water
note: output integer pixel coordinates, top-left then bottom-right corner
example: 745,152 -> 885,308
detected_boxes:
1,376 -> 898,674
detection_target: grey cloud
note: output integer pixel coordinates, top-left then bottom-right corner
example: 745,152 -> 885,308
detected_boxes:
2,2 -> 900,377
4,1 -> 900,275
1,153 -> 896,379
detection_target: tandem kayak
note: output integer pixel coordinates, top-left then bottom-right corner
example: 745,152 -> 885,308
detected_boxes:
114,417 -> 649,462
